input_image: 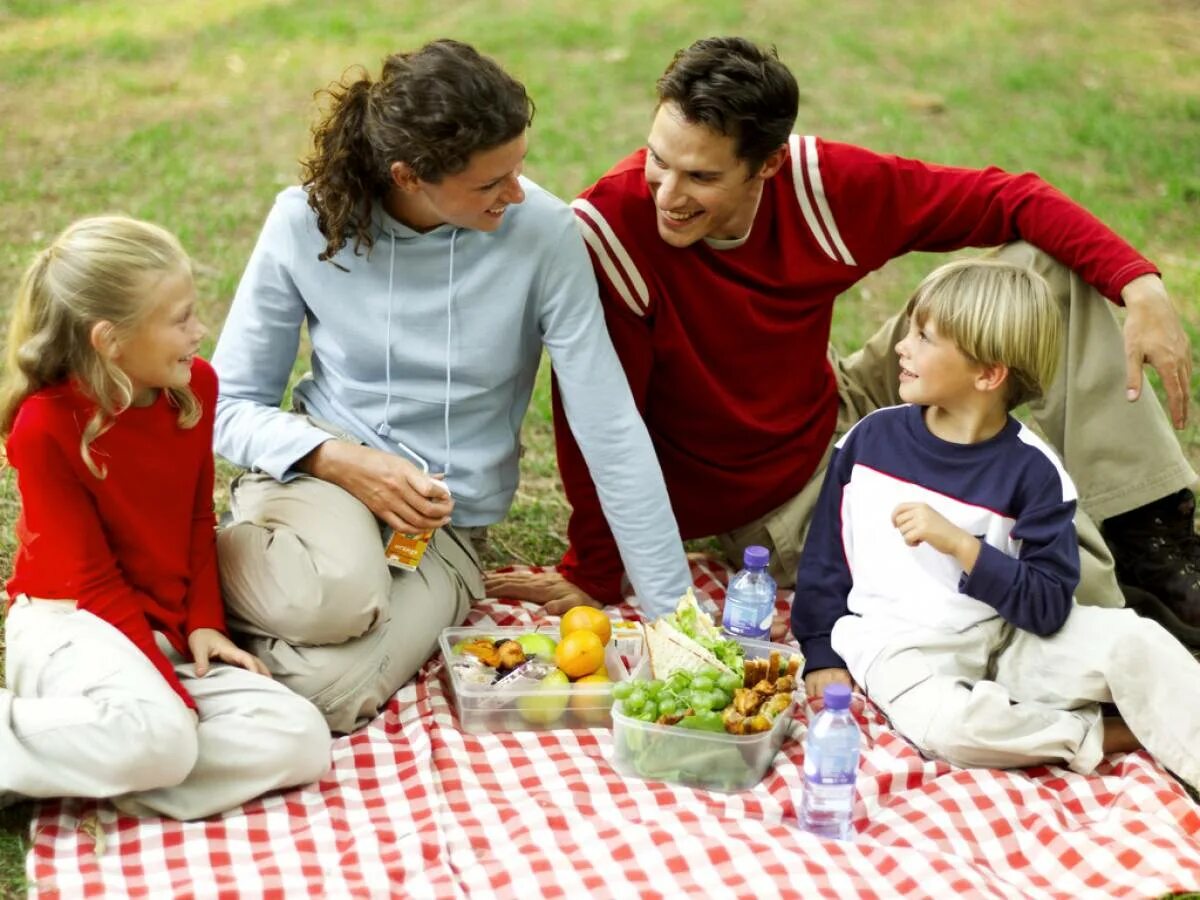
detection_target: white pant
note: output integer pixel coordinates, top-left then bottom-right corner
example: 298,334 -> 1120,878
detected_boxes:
864,606 -> 1200,789
0,598 -> 331,820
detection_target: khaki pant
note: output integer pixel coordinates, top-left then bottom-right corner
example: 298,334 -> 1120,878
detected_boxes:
217,471 -> 484,734
0,598 -> 330,820
861,606 -> 1200,789
720,242 -> 1196,606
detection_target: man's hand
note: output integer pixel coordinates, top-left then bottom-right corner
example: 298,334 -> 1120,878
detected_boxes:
188,628 -> 271,677
300,440 -> 453,533
1122,273 -> 1192,429
804,667 -> 853,702
483,570 -> 604,616
892,501 -> 980,572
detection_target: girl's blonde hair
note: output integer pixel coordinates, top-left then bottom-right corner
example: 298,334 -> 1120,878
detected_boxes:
905,258 -> 1063,410
0,215 -> 200,477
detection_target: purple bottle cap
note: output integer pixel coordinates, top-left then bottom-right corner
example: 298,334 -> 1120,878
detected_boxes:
823,683 -> 852,710
743,545 -> 770,569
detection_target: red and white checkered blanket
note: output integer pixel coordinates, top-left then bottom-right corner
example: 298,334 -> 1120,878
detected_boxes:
25,560 -> 1200,898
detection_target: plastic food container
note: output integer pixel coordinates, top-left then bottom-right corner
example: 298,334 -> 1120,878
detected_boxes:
439,625 -> 644,734
609,635 -> 800,791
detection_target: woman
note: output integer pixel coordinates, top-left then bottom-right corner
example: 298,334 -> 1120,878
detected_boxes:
212,39 -> 689,733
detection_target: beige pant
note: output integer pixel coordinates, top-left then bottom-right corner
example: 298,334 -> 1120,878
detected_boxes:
0,597 -> 330,820
217,471 -> 484,733
721,242 -> 1196,605
862,606 -> 1200,789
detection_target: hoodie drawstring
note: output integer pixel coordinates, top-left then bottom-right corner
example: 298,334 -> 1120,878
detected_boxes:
377,227 -> 455,479
443,230 -> 456,477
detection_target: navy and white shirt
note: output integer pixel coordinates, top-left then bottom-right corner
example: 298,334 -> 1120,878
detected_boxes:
792,404 -> 1080,683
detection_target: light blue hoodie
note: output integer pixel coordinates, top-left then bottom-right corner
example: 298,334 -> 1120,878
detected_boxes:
212,180 -> 690,615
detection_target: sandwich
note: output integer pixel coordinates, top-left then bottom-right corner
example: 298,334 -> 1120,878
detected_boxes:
644,588 -> 746,679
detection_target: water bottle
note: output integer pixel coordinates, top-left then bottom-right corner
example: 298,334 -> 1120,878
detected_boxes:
722,545 -> 776,640
799,683 -> 861,841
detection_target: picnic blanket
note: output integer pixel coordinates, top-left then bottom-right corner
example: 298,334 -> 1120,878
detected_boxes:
24,559 -> 1200,898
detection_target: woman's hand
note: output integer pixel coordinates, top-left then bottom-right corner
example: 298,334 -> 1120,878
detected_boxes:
300,440 -> 453,533
803,666 -> 853,702
188,628 -> 271,677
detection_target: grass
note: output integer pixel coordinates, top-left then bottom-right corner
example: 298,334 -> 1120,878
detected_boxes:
0,0 -> 1198,893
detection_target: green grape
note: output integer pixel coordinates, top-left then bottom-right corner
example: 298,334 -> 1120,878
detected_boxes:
657,697 -> 678,716
699,667 -> 721,682
644,680 -> 664,698
624,693 -> 645,714
667,673 -> 691,694
689,689 -> 715,712
642,700 -> 659,720
717,672 -> 741,694
691,675 -> 715,693
710,688 -> 731,711
612,681 -> 635,701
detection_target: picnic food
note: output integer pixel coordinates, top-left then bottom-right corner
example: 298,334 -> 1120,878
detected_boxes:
612,633 -> 804,791
644,589 -> 745,679
556,629 -> 606,679
515,632 -> 558,660
561,605 -> 613,646
569,671 -> 613,724
613,653 -> 798,735
516,668 -> 572,724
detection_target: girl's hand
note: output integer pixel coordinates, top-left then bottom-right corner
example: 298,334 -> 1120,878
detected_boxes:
188,628 -> 271,677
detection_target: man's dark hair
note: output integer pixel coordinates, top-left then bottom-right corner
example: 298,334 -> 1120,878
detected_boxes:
656,37 -> 798,173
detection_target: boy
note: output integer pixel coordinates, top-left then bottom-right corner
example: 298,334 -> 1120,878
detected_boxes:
791,258 -> 1198,788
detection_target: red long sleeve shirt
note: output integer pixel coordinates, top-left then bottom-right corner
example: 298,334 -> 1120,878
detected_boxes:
5,358 -> 225,708
556,136 -> 1158,604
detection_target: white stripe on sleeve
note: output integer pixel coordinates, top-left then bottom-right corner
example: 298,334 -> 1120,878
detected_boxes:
789,134 -> 839,263
803,135 -> 858,266
570,199 -> 649,316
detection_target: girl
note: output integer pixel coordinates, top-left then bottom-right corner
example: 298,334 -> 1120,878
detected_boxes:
211,39 -> 688,733
0,216 -> 329,820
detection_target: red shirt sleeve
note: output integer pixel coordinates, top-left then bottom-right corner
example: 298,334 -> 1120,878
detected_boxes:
183,364 -> 226,637
6,403 -> 195,709
815,140 -> 1158,301
554,210 -> 658,604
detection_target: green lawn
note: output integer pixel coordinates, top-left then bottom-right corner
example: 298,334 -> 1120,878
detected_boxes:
1,0 -> 1197,893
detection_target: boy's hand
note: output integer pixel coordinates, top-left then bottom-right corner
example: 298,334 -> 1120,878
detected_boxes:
188,628 -> 271,678
892,502 -> 981,572
804,666 -> 853,701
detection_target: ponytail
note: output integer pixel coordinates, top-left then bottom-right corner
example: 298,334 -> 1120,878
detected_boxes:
300,40 -> 534,266
301,73 -> 382,263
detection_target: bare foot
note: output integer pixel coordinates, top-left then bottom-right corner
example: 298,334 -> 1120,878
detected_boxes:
481,570 -> 603,615
1101,716 -> 1143,754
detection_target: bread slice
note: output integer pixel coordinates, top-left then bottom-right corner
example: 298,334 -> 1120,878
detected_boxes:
644,619 -> 737,680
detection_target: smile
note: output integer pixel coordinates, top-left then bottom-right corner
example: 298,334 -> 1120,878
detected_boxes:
660,209 -> 701,222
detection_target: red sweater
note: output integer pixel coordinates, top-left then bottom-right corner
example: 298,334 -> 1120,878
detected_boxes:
5,358 -> 225,708
556,136 -> 1158,603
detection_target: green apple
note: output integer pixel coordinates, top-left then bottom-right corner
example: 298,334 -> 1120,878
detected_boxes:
516,668 -> 571,725
515,632 -> 558,660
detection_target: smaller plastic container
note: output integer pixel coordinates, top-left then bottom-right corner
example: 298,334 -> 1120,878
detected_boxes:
439,625 -> 643,734
609,635 -> 800,791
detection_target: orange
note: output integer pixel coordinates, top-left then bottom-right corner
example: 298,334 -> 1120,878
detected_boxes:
560,605 -> 612,647
555,629 -> 606,679
569,671 -> 613,724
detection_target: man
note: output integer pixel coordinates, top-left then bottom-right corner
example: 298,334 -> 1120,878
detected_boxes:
485,36 -> 1199,644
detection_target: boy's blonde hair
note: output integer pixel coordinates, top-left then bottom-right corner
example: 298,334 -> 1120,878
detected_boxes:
0,215 -> 200,477
905,258 -> 1063,410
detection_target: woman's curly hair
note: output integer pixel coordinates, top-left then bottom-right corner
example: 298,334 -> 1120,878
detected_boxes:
301,39 -> 534,263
